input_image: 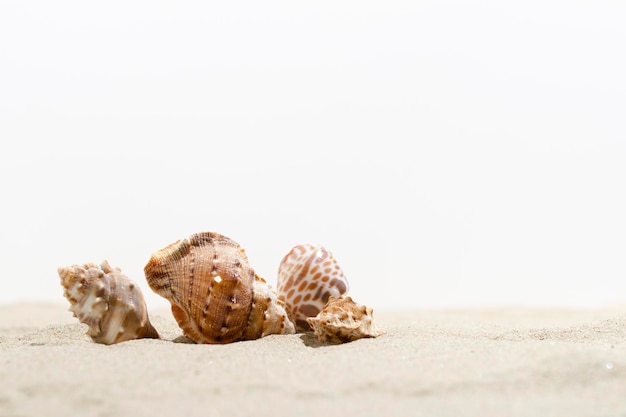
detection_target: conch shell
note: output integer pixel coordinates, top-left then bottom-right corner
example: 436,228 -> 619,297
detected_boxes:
276,244 -> 349,331
144,232 -> 295,344
307,296 -> 383,343
58,260 -> 159,344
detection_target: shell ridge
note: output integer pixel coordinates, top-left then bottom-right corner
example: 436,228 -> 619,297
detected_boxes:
145,232 -> 277,344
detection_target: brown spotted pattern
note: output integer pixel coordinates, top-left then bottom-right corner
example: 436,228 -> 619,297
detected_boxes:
145,231 -> 294,344
276,244 -> 350,331
58,260 -> 159,345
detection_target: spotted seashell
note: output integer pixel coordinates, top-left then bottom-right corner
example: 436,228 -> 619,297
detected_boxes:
58,260 -> 159,345
276,244 -> 350,331
307,296 -> 383,343
144,231 -> 295,344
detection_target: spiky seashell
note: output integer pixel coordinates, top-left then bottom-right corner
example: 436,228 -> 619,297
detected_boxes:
144,231 -> 295,344
276,244 -> 349,331
58,260 -> 159,345
307,296 -> 383,343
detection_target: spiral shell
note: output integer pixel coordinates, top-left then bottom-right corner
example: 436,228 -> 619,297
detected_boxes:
277,244 -> 349,331
307,296 -> 383,343
58,260 -> 159,345
144,232 -> 295,344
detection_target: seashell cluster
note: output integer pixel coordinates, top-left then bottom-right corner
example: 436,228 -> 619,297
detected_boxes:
144,232 -> 295,344
57,232 -> 382,345
58,260 -> 159,345
307,296 -> 384,343
277,243 -> 383,342
276,244 -> 350,331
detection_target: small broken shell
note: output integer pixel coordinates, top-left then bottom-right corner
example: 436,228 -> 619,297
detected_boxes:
144,231 -> 295,344
307,296 -> 383,343
277,244 -> 349,331
58,260 -> 159,344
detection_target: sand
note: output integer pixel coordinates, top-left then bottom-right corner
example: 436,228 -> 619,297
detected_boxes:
1,303 -> 625,417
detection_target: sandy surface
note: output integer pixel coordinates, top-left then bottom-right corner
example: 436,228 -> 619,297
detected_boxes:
1,303 -> 625,417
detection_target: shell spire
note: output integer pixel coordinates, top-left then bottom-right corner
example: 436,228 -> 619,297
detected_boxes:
58,260 -> 159,344
144,232 -> 295,344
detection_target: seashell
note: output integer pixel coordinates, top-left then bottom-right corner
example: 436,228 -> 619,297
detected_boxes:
276,244 -> 350,331
144,231 -> 295,344
58,260 -> 159,345
307,296 -> 383,343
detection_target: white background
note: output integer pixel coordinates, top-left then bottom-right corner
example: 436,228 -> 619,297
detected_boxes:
1,1 -> 625,311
